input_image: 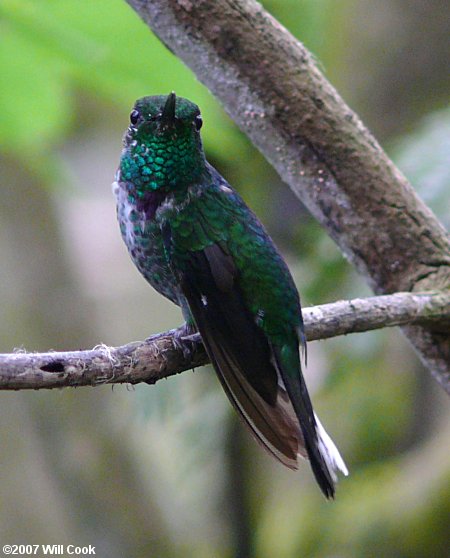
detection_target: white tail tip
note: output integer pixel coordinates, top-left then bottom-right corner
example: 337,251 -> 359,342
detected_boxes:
314,413 -> 349,481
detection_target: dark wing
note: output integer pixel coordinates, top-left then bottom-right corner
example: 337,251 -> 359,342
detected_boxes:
162,215 -> 347,497
167,234 -> 304,469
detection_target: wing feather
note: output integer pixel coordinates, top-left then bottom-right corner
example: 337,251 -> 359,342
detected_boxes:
163,209 -> 347,497
176,244 -> 304,469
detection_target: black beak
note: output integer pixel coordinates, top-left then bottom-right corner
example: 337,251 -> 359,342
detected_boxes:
160,92 -> 176,127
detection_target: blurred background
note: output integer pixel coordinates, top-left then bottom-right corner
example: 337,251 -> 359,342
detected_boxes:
0,1 -> 449,556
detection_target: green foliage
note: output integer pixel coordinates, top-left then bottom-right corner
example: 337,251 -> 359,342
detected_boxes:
0,0 -> 222,160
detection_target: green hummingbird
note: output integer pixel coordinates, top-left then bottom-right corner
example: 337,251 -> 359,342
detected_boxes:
114,92 -> 348,498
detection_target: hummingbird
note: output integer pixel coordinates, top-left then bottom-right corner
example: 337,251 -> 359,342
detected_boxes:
114,92 -> 348,498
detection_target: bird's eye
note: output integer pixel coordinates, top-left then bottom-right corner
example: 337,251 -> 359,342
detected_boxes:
130,109 -> 140,125
195,115 -> 203,131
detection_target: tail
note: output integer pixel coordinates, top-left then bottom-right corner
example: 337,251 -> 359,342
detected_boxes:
313,413 -> 349,484
272,343 -> 348,498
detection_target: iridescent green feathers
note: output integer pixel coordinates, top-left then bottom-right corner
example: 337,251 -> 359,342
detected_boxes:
163,175 -> 303,343
115,93 -> 348,498
120,94 -> 205,192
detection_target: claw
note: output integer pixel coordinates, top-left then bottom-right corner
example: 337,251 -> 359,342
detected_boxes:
173,323 -> 201,359
180,332 -> 202,343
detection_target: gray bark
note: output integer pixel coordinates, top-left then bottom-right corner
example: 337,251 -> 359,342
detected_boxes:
1,292 -> 448,390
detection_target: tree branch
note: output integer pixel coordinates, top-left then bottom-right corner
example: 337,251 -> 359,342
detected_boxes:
125,0 -> 450,392
1,292 -> 448,390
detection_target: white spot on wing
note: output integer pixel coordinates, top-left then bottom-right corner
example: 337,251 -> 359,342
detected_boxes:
255,308 -> 265,327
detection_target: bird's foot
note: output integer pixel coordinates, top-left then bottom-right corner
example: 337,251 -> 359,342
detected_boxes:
173,323 -> 201,359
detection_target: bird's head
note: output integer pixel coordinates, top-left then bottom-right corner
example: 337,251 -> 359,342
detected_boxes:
120,93 -> 206,192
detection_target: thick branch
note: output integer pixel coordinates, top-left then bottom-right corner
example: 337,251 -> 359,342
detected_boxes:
125,0 -> 450,391
1,292 -> 448,390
